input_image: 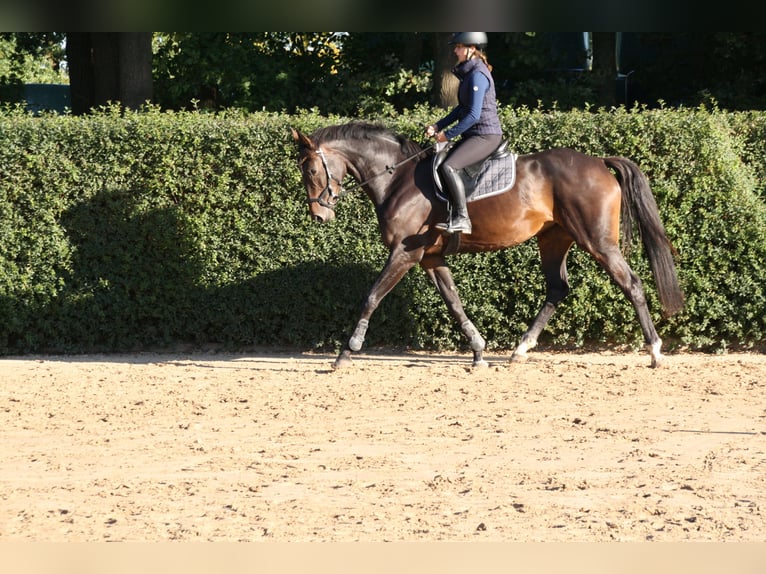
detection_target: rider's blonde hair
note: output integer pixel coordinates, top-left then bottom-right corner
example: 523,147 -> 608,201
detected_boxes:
470,48 -> 492,73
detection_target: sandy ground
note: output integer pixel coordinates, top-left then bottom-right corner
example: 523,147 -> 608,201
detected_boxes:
1,348 -> 764,542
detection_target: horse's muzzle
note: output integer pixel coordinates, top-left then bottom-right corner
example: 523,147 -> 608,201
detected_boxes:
310,209 -> 335,224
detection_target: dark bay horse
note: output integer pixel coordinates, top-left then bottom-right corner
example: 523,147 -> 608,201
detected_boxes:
291,121 -> 683,369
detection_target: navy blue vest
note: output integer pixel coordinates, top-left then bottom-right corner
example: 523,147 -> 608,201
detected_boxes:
453,58 -> 502,137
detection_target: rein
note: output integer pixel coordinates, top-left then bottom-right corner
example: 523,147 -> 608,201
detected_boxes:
309,143 -> 436,210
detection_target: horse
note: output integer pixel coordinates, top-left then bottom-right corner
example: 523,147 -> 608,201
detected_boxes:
291,121 -> 683,369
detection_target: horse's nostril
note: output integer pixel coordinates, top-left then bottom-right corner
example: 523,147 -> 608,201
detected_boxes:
312,214 -> 324,223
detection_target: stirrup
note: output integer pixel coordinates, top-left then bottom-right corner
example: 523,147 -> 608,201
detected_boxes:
447,221 -> 472,234
437,219 -> 472,235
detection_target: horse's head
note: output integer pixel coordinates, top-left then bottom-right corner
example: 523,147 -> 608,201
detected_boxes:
291,127 -> 347,224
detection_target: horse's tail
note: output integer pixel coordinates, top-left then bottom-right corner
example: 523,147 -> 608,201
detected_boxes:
604,157 -> 684,317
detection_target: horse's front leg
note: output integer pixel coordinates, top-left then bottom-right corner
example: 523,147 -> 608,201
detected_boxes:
334,249 -> 418,369
333,318 -> 368,369
424,262 -> 488,368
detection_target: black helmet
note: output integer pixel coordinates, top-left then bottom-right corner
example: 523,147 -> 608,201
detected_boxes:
449,32 -> 488,50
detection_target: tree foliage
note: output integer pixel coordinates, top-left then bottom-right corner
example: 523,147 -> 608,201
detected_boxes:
149,32 -> 766,116
3,33 -> 766,114
0,32 -> 66,85
152,33 -> 347,112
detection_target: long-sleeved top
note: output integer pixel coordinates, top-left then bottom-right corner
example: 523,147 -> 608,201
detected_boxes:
435,57 -> 502,140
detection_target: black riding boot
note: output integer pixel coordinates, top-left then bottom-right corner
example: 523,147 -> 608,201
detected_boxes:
435,164 -> 472,234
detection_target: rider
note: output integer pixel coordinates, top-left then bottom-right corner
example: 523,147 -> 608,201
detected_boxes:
425,32 -> 503,234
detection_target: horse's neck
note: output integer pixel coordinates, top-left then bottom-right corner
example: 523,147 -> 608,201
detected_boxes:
335,140 -> 403,202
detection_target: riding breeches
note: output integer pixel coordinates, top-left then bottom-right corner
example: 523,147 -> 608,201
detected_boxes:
442,134 -> 503,170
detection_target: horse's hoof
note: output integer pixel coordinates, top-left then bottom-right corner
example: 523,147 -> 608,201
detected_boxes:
511,341 -> 533,364
332,347 -> 355,369
472,360 -> 489,369
333,355 -> 353,369
647,341 -> 664,368
333,349 -> 353,369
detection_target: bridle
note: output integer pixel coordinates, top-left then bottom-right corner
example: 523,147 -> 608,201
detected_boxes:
303,143 -> 436,211
305,148 -> 345,210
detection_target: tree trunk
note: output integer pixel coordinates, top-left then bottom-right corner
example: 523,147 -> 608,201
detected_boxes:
117,33 -> 154,109
91,34 -> 119,108
66,33 -> 94,115
66,32 -> 153,115
592,32 -> 616,108
432,32 -> 458,108
402,33 -> 423,72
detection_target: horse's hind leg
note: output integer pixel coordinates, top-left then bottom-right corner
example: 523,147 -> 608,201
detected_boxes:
595,245 -> 664,367
512,230 -> 573,363
424,262 -> 488,368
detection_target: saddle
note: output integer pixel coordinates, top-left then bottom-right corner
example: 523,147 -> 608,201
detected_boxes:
432,140 -> 517,203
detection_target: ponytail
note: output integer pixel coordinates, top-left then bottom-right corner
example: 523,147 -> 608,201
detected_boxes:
472,48 -> 492,72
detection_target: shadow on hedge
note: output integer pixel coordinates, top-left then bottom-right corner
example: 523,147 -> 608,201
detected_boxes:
203,260 -> 416,352
11,188 -> 417,354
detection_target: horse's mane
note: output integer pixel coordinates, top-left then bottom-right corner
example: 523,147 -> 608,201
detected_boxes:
311,121 -> 423,158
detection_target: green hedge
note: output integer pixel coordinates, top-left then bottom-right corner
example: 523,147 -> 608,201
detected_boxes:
1,104 -> 765,354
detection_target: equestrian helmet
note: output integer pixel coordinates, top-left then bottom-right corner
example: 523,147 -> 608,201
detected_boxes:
449,32 -> 488,50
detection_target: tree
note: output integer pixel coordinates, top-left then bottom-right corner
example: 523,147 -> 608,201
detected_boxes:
53,32 -> 766,117
432,32 -> 458,109
0,32 -> 66,84
592,32 -> 617,108
66,32 -> 153,115
152,32 -> 345,112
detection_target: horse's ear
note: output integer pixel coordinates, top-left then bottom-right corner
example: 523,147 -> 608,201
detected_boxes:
290,127 -> 315,151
